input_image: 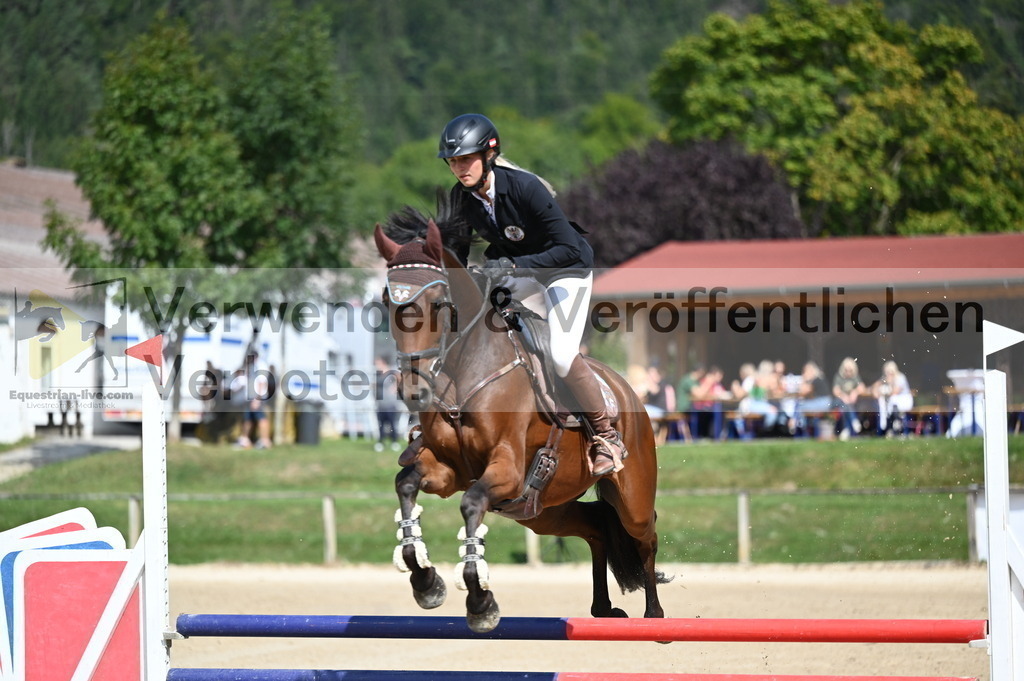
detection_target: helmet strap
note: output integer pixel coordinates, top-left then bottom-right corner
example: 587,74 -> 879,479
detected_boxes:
459,151 -> 498,193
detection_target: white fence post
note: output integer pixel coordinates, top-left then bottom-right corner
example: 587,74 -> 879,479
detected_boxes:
737,491 -> 751,564
322,495 -> 337,564
983,320 -> 1024,681
142,381 -> 171,680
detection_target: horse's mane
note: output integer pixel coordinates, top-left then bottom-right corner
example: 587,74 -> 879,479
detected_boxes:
382,189 -> 476,253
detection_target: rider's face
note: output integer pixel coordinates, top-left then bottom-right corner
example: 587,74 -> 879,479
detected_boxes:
446,152 -> 487,188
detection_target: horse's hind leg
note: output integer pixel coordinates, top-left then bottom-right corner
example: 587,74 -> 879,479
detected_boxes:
523,501 -> 625,618
394,466 -> 446,609
597,478 -> 665,620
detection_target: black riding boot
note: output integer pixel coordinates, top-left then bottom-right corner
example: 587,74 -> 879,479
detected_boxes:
562,355 -> 627,476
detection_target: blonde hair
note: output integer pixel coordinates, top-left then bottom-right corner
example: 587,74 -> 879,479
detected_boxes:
495,156 -> 557,196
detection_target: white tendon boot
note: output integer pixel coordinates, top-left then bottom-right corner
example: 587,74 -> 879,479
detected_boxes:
393,505 -> 432,572
454,524 -> 489,591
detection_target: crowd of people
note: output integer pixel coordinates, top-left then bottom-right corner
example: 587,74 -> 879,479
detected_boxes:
632,357 -> 917,442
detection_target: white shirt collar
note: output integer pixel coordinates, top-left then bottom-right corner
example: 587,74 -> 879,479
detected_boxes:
469,171 -> 496,219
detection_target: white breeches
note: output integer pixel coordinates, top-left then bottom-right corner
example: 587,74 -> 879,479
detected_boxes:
501,272 -> 593,378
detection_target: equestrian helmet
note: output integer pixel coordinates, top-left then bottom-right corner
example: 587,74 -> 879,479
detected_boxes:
437,113 -> 500,159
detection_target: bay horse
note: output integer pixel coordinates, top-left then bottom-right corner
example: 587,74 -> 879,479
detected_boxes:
374,207 -> 665,633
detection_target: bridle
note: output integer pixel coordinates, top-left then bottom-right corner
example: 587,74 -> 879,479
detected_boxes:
385,260 -> 527,422
385,262 -> 455,397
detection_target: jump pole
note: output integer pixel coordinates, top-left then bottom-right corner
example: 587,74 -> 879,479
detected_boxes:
173,613 -> 987,645
166,672 -> 976,681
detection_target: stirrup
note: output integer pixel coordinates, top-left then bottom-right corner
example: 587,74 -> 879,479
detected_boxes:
590,432 -> 626,476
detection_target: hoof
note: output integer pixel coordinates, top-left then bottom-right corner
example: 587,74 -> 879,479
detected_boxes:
466,597 -> 501,633
412,571 -> 447,610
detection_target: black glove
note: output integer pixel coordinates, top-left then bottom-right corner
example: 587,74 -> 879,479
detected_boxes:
482,257 -> 515,275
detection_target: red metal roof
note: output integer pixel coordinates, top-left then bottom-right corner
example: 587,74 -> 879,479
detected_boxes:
594,234 -> 1024,297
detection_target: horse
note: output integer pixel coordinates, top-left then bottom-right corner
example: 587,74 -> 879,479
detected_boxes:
14,303 -> 66,342
374,206 -> 665,633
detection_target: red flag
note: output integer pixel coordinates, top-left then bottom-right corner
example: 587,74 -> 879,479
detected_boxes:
125,335 -> 162,368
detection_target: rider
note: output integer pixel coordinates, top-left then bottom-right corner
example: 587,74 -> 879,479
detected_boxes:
436,112 -> 626,476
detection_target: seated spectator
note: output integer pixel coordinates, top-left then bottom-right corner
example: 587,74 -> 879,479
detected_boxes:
643,365 -> 675,419
675,364 -> 707,443
832,357 -> 865,440
692,366 -> 733,438
642,364 -> 675,445
796,361 -> 833,433
774,360 -> 802,430
731,361 -> 780,437
871,360 -> 914,435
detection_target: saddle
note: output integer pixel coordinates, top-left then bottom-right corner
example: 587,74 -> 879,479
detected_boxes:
497,300 -> 620,428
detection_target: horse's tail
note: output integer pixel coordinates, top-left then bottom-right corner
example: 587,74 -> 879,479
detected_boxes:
590,493 -> 669,593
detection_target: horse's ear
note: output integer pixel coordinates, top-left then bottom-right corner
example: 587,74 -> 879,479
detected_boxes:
424,219 -> 443,264
374,223 -> 401,263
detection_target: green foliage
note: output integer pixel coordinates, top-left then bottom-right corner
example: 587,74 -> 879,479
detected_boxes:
578,93 -> 664,169
46,18 -> 258,270
650,0 -> 1024,236
220,4 -> 360,269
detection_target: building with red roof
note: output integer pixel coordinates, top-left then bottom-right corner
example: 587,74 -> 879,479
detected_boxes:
591,234 -> 1024,406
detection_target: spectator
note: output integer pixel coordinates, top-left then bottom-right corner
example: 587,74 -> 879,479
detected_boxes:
774,360 -> 802,431
692,365 -> 732,438
675,364 -> 707,443
198,360 -> 221,409
832,357 -> 865,440
642,364 -> 675,445
236,352 -> 272,450
374,356 -> 402,452
796,361 -> 832,434
732,360 -> 780,437
871,360 -> 914,436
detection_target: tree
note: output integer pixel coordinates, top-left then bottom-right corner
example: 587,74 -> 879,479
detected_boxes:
43,17 -> 262,440
219,3 -> 360,269
650,0 -> 1024,235
44,11 -> 368,442
561,140 -> 804,268
577,93 -> 663,169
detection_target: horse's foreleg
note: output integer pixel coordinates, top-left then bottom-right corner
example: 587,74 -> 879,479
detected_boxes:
394,465 -> 446,609
456,481 -> 500,633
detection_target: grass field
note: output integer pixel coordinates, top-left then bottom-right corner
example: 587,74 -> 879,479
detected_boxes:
2,434 -> 1020,565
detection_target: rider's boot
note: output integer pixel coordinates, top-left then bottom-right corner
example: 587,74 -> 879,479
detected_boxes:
561,355 -> 627,476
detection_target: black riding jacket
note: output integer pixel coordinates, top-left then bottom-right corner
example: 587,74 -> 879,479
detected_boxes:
448,166 -> 593,281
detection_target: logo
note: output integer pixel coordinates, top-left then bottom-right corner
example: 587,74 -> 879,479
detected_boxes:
13,279 -> 127,385
391,285 -> 412,303
504,225 -> 525,241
